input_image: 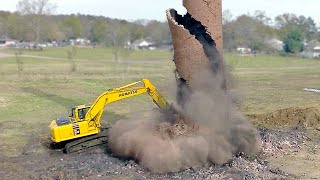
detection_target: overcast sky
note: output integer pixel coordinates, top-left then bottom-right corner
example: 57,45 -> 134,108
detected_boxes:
0,0 -> 319,24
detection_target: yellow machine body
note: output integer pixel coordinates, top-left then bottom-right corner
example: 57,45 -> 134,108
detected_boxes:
49,79 -> 169,143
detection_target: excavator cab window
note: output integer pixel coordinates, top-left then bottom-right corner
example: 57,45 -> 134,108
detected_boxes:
78,107 -> 89,120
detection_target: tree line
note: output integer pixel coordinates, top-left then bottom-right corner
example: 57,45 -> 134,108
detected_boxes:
0,0 -> 319,55
0,0 -> 171,47
0,10 -> 171,45
223,10 -> 319,54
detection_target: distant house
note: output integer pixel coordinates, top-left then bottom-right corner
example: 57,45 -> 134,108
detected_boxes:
69,38 -> 91,46
237,47 -> 252,54
301,41 -> 320,59
314,46 -> 320,51
266,38 -> 284,51
313,47 -> 320,58
0,39 -> 16,48
76,38 -> 91,45
130,39 -> 155,50
301,47 -> 320,59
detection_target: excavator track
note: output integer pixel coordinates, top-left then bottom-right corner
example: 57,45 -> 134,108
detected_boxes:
64,128 -> 109,154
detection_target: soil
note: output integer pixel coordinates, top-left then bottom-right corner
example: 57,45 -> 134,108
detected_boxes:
248,107 -> 320,129
156,113 -> 199,139
0,138 -> 286,179
0,108 -> 320,179
1,123 -> 319,179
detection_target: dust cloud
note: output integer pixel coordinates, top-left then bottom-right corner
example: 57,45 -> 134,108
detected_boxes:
109,67 -> 261,173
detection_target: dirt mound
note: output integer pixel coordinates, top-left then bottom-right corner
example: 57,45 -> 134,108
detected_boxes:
248,107 -> 320,128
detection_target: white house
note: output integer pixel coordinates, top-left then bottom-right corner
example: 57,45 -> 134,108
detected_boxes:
237,47 -> 252,54
266,38 -> 284,51
301,42 -> 320,59
311,46 -> 320,58
0,39 -> 16,48
76,38 -> 91,45
69,38 -> 91,46
130,39 -> 155,50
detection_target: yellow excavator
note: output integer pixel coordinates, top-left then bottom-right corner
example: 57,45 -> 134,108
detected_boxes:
49,79 -> 170,153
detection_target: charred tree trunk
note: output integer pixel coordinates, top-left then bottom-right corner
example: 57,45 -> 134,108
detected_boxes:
166,0 -> 225,106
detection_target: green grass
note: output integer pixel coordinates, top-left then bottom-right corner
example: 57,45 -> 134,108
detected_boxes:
225,53 -> 320,68
223,53 -> 320,114
0,47 -> 172,61
0,47 -> 320,157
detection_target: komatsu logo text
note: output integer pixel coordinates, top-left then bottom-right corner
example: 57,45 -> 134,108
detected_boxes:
119,90 -> 138,97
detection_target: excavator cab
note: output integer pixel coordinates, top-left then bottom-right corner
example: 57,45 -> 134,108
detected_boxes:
50,105 -> 98,143
68,105 -> 90,122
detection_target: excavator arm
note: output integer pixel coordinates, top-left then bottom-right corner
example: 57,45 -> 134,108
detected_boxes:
141,79 -> 170,110
50,79 -> 169,145
84,79 -> 169,128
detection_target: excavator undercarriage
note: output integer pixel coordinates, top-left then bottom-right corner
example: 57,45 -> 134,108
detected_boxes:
63,128 -> 109,153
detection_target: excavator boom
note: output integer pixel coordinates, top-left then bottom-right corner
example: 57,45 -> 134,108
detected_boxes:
84,79 -> 169,128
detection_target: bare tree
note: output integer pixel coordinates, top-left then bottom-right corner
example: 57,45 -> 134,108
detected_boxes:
105,23 -> 130,61
222,9 -> 233,25
144,20 -> 171,43
66,46 -> 77,73
223,15 -> 273,52
16,0 -> 56,43
254,10 -> 271,25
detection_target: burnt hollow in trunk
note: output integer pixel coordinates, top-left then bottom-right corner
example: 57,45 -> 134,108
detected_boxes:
169,9 -> 223,75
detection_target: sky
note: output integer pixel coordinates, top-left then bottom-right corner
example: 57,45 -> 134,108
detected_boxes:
0,0 -> 319,24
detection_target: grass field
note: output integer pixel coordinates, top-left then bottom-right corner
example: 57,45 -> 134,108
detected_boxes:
0,47 -> 320,157
0,47 -> 172,61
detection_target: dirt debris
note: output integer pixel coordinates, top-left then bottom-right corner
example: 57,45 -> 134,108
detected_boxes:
109,0 -> 260,173
259,128 -> 309,156
109,69 -> 261,173
1,127 -> 303,179
156,117 -> 199,139
249,107 -> 320,129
